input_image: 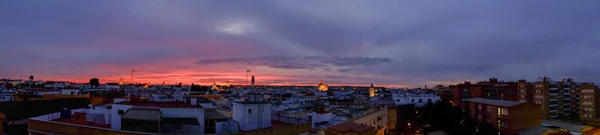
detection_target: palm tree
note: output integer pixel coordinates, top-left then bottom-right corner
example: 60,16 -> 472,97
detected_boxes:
28,75 -> 34,88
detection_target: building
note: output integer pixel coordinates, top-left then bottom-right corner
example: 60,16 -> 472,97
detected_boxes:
232,91 -> 271,131
0,98 -> 91,135
318,80 -> 328,92
387,103 -> 416,134
466,98 -> 542,135
432,85 -> 450,93
325,122 -> 377,135
28,96 -> 242,135
532,77 -> 580,120
369,82 -> 375,97
579,83 -> 600,123
351,107 -> 388,135
517,79 -> 534,104
392,92 -> 440,107
451,78 -> 519,109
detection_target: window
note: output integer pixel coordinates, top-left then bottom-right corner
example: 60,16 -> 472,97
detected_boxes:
411,99 -> 415,102
118,110 -> 124,115
396,99 -> 400,102
427,99 -> 432,102
248,109 -> 252,114
419,99 -> 423,103
501,108 -> 508,115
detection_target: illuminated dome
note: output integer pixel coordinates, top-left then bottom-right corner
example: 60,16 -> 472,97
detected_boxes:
211,82 -> 219,90
318,80 -> 328,91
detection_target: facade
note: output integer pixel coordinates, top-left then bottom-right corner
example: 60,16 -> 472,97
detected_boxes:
451,78 -> 519,109
232,91 -> 272,131
351,108 -> 388,135
392,92 -> 440,107
517,80 -> 534,104
579,83 -> 600,122
532,77 -> 580,120
466,98 -> 542,135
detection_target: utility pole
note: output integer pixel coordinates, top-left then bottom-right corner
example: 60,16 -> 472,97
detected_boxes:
131,69 -> 139,84
246,69 -> 251,86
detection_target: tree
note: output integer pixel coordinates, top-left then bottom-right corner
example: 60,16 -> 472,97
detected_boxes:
28,75 -> 34,88
90,78 -> 100,88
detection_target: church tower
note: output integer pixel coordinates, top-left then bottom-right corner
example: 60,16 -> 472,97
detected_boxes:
318,80 -> 328,92
369,82 -> 375,97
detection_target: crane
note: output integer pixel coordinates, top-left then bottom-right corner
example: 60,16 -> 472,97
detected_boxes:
131,69 -> 139,84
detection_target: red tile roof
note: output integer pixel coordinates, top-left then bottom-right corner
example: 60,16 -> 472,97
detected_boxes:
116,101 -> 203,108
327,122 -> 375,134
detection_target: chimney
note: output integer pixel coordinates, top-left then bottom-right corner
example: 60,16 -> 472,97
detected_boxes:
190,98 -> 197,106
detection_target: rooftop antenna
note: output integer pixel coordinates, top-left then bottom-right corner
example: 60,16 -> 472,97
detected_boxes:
131,69 -> 139,84
246,69 -> 252,86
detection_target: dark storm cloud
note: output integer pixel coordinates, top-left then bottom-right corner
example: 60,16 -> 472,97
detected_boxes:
2,0 -> 600,86
194,56 -> 392,70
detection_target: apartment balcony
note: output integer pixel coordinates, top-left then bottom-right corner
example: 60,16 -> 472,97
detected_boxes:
550,104 -> 558,107
550,109 -> 558,113
564,98 -> 571,101
550,88 -> 558,90
563,93 -> 571,95
550,99 -> 558,102
550,93 -> 558,96
550,115 -> 559,118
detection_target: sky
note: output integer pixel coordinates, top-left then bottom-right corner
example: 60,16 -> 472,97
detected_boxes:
1,0 -> 600,87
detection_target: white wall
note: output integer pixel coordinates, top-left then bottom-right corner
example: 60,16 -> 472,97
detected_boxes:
110,104 -> 205,133
233,103 -> 272,131
110,104 -> 133,129
309,112 -> 333,128
61,89 -> 80,95
161,108 -> 205,134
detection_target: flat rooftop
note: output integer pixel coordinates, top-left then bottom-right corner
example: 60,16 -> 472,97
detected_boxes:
466,98 -> 523,107
327,122 -> 374,134
52,112 -> 110,128
116,101 -> 203,108
122,108 -> 162,121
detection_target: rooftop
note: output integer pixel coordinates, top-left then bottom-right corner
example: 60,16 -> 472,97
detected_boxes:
52,112 -> 111,128
327,122 -> 374,134
204,109 -> 229,120
543,120 -> 585,132
122,108 -> 162,121
116,101 -> 203,108
466,98 -> 523,107
271,120 -> 292,128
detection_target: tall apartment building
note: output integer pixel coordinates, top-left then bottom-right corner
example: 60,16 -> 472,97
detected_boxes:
517,79 -> 534,103
579,83 -> 600,122
532,77 -> 580,120
465,98 -> 541,135
450,78 -> 518,109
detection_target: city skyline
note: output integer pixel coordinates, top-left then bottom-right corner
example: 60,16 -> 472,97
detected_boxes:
2,0 -> 600,87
